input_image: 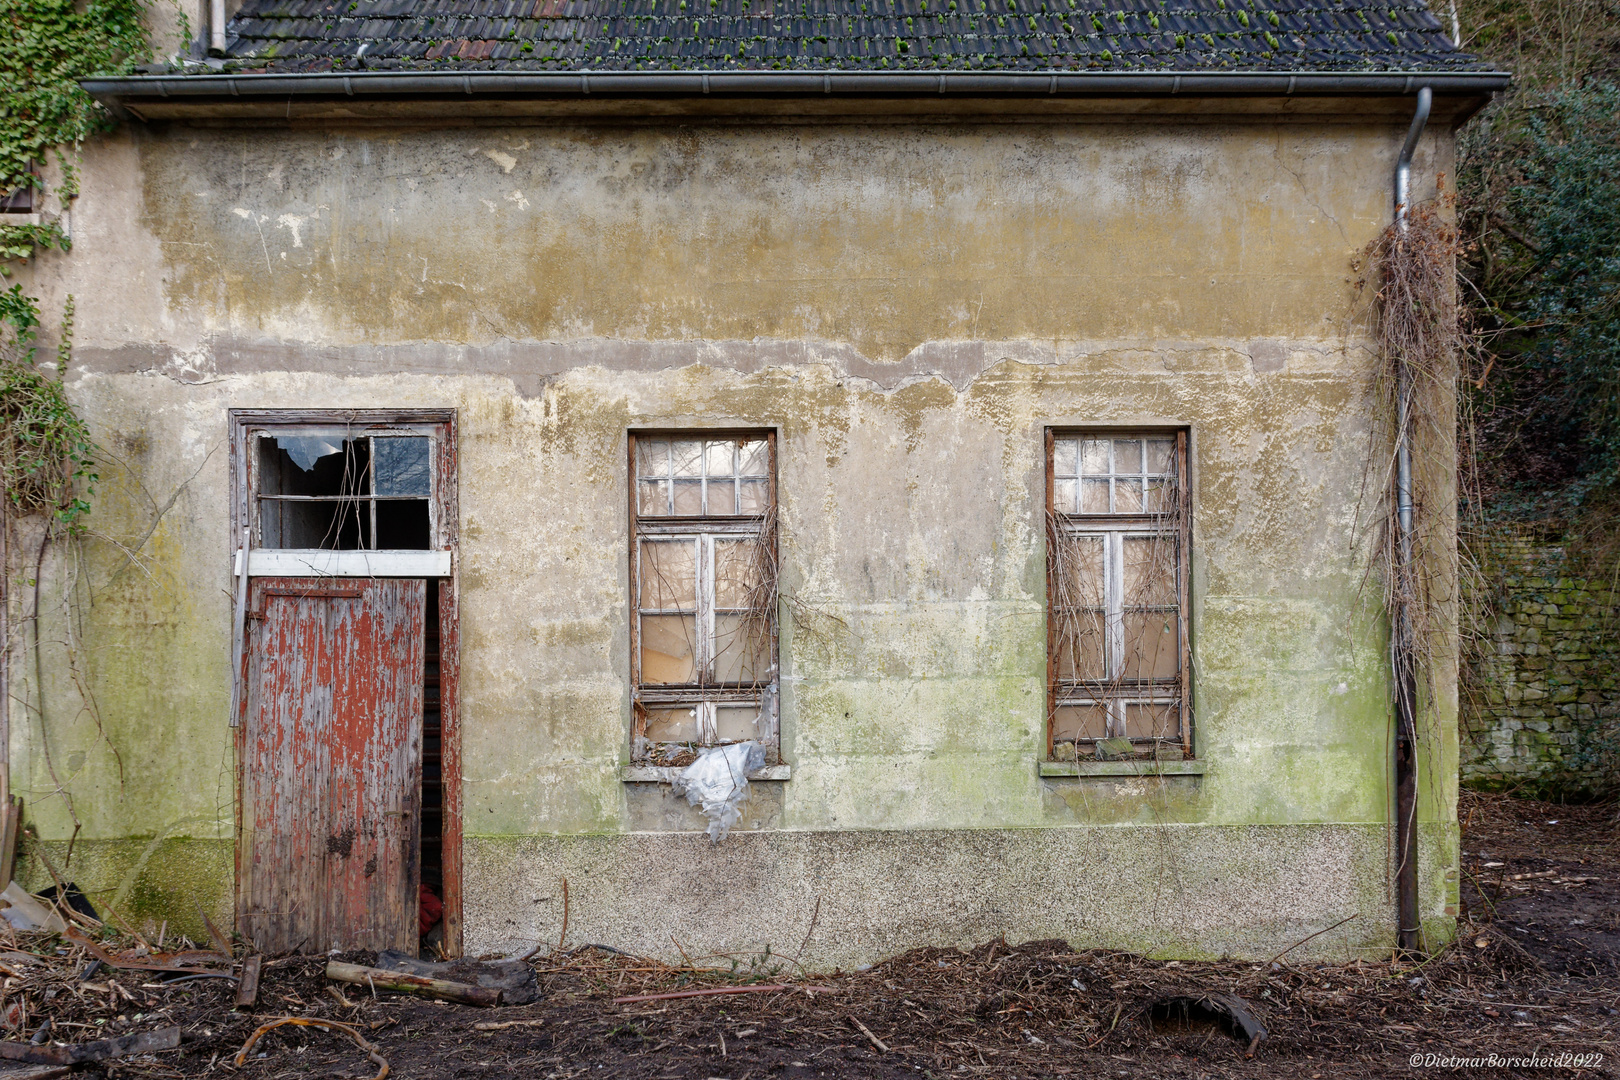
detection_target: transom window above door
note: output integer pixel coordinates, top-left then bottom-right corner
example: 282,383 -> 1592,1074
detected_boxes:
232,411 -> 457,577
257,431 -> 434,550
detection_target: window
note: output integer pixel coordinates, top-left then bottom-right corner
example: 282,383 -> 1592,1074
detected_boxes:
251,426 -> 438,551
231,412 -> 456,578
630,432 -> 779,766
1046,430 -> 1190,759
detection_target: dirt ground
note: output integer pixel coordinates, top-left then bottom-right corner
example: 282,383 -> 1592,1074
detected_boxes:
6,790 -> 1617,1079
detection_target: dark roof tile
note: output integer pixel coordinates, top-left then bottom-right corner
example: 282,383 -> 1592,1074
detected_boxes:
221,0 -> 1489,71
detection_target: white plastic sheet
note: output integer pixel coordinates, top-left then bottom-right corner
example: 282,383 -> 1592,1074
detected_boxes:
671,740 -> 765,842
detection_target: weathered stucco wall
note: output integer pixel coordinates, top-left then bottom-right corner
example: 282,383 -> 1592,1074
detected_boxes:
9,113 -> 1459,960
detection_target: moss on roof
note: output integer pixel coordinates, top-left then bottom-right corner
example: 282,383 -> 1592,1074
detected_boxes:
219,0 -> 1487,74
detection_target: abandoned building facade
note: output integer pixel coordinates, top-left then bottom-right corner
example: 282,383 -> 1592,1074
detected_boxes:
6,0 -> 1506,964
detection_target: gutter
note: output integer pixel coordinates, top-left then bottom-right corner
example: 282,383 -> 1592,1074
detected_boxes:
1390,85 -> 1431,958
81,68 -> 1509,109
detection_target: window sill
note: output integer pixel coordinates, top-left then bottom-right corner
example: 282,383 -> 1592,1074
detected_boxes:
621,764 -> 791,783
1039,760 -> 1206,778
0,213 -> 40,226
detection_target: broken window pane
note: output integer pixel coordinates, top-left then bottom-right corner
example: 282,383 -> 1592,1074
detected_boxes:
640,540 -> 697,610
640,615 -> 698,684
645,706 -> 699,743
1053,703 -> 1109,742
374,499 -> 431,550
255,430 -> 436,550
256,434 -> 370,549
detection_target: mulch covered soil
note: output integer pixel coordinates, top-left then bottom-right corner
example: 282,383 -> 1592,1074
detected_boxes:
2,790 -> 1616,1079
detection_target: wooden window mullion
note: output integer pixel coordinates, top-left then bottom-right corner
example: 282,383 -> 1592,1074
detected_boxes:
697,533 -> 716,684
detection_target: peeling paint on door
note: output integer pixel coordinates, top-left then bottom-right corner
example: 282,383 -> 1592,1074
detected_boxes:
237,577 -> 426,954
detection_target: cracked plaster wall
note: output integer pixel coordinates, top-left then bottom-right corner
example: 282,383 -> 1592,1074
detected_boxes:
8,115 -> 1459,957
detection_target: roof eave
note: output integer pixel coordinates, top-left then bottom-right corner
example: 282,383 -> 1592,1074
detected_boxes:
82,67 -> 1512,115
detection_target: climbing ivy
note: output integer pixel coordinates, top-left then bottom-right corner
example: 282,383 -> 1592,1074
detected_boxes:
0,0 -> 151,271
0,286 -> 96,531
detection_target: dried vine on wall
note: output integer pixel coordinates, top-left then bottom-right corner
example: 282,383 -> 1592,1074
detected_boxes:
1362,197 -> 1470,717
1356,191 -> 1479,954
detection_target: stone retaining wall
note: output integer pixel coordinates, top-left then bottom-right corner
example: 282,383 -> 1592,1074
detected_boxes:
1461,531 -> 1619,797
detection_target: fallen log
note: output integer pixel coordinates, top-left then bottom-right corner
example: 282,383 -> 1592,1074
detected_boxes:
325,962 -> 502,1007
0,1027 -> 180,1065
374,949 -> 539,1005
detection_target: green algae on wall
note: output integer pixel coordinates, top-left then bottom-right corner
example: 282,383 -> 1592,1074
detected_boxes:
1463,530 -> 1619,798
0,112 -> 1463,956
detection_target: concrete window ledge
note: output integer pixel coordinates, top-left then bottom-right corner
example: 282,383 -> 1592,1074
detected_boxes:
621,765 -> 792,783
0,214 -> 40,226
1039,760 -> 1206,778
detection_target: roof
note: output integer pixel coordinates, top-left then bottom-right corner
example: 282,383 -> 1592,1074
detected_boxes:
218,0 -> 1492,75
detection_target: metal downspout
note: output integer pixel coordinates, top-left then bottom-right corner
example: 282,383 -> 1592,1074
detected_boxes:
210,0 -> 227,56
1392,84 -> 1431,957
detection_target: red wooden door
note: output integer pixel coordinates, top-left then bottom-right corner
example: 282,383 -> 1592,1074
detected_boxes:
238,578 -> 425,954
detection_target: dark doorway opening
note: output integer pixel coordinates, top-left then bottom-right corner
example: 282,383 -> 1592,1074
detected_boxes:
420,578 -> 445,954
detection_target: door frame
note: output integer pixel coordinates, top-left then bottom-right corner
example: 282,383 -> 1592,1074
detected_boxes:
229,408 -> 462,956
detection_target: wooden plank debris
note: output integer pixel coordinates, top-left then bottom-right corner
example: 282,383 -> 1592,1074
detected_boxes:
234,955 -> 262,1008
325,962 -> 501,1007
64,928 -> 231,973
0,1027 -> 180,1065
